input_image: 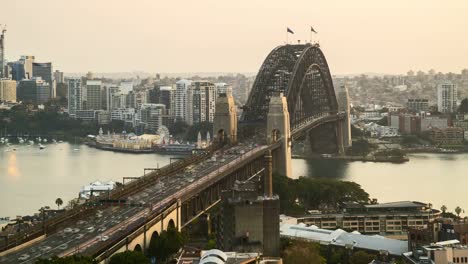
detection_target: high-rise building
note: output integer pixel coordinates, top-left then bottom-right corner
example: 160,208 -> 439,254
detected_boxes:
186,81 -> 216,125
215,82 -> 232,97
20,56 -> 34,79
107,86 -> 120,111
0,79 -> 16,102
175,79 -> 192,122
407,99 -> 429,113
437,82 -> 457,113
126,90 -> 136,109
33,62 -> 55,98
139,103 -> 166,132
54,70 -> 64,84
85,80 -> 102,110
68,78 -> 82,117
0,26 -> 6,78
8,61 -> 25,81
17,77 -> 50,104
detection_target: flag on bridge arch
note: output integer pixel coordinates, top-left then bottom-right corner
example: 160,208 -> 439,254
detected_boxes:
311,26 -> 318,34
287,27 -> 294,34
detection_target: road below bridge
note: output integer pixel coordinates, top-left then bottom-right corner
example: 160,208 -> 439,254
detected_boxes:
0,144 -> 268,264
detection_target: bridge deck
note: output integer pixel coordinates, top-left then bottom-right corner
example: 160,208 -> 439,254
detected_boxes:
0,144 -> 268,264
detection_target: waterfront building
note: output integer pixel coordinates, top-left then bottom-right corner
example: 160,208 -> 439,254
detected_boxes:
111,107 -> 137,126
186,81 -> 216,125
32,62 -> 55,98
17,77 -> 50,104
139,103 -> 166,133
175,79 -> 192,122
437,82 -> 458,113
68,78 -> 82,117
0,79 -> 16,102
75,110 -> 98,121
280,221 -> 408,256
407,99 -> 429,113
296,201 -> 437,235
85,80 -> 102,110
388,113 -> 421,134
429,127 -> 464,145
403,240 -> 468,264
421,116 -> 449,132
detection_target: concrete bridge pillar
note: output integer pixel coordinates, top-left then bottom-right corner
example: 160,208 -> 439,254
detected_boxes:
213,93 -> 237,145
267,93 -> 292,178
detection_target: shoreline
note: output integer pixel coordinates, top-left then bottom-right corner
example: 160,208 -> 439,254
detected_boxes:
292,154 -> 409,163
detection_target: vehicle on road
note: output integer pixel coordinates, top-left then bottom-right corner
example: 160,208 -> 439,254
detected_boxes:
18,254 -> 30,261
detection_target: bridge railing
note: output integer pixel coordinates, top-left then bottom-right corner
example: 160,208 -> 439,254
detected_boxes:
0,143 -> 227,254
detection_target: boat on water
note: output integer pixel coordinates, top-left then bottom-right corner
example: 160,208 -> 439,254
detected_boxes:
28,140 -> 34,145
43,138 -> 48,143
39,144 -> 46,149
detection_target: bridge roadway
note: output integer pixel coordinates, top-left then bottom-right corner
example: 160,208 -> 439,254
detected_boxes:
0,144 -> 269,264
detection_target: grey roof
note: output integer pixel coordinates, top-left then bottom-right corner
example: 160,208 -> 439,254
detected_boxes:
364,201 -> 427,209
280,223 -> 408,256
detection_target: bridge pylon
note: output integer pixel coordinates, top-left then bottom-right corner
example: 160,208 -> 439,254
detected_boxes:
267,93 -> 292,178
213,93 -> 237,144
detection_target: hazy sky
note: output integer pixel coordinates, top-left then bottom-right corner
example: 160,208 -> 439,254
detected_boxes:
2,0 -> 468,75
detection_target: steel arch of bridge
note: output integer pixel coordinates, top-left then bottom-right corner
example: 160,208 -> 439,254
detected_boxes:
243,43 -> 338,127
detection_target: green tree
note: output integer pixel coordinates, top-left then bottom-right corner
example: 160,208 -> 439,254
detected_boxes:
35,255 -> 97,264
55,198 -> 63,210
109,251 -> 150,264
459,98 -> 468,113
148,227 -> 186,262
349,250 -> 376,264
441,205 -> 447,214
455,206 -> 463,217
282,240 -> 325,264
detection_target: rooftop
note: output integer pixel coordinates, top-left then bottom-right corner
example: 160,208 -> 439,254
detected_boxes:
280,223 -> 408,256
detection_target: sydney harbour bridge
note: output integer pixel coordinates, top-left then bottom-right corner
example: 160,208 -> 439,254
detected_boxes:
0,43 -> 351,263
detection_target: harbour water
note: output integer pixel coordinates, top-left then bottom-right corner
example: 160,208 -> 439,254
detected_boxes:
292,153 -> 468,215
0,143 -> 177,218
1,143 -> 466,218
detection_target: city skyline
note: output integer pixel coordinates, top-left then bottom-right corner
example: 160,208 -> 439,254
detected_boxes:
1,0 -> 468,75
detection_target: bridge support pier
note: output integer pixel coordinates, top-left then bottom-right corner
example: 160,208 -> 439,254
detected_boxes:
267,93 -> 292,178
213,93 -> 237,145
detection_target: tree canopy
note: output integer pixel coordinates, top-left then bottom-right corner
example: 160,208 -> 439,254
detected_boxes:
147,227 -> 186,262
273,173 -> 370,215
282,240 -> 325,264
459,98 -> 468,113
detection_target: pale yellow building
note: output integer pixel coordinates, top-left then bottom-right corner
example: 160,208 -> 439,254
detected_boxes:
0,79 -> 16,102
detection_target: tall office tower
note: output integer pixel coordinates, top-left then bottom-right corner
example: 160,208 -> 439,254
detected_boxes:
68,78 -> 82,117
0,79 -> 17,102
139,103 -> 166,132
0,26 -> 5,78
85,80 -> 102,110
107,86 -> 120,111
170,85 -> 176,118
437,82 -> 458,113
215,82 -> 232,97
8,61 -> 25,81
126,91 -> 136,109
20,56 -> 35,79
17,77 -> 50,104
33,62 -> 55,98
336,82 -> 352,147
175,79 -> 191,122
54,70 -> 64,84
186,81 -> 216,125
135,90 -> 148,109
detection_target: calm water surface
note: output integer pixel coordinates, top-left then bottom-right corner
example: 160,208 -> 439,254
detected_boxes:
1,143 -> 466,218
292,153 -> 468,214
0,143 -> 177,218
